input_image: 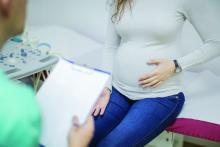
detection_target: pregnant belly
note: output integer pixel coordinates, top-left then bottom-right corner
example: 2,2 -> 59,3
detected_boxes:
113,44 -> 179,87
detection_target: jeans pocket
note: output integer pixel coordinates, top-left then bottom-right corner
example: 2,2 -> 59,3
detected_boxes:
166,92 -> 185,104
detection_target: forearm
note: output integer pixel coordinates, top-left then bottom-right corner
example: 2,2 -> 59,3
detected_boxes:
178,40 -> 220,70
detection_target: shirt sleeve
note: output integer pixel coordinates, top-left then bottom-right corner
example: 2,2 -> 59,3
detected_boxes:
0,72 -> 41,147
178,0 -> 220,70
102,5 -> 121,91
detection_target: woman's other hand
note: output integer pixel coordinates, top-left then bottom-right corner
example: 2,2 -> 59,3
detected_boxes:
68,116 -> 94,147
92,87 -> 111,116
139,59 -> 176,88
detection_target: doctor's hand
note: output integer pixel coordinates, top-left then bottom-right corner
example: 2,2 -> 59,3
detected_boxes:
68,116 -> 94,147
139,59 -> 176,88
92,87 -> 111,116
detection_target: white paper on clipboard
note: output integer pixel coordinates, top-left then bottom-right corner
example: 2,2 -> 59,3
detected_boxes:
37,58 -> 110,147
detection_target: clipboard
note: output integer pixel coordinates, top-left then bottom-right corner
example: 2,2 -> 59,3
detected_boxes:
37,58 -> 110,147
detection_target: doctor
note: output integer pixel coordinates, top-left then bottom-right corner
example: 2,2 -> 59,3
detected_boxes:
0,0 -> 94,147
0,0 -> 41,146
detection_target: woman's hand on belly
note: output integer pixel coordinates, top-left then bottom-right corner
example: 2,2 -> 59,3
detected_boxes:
138,58 -> 176,88
92,88 -> 111,116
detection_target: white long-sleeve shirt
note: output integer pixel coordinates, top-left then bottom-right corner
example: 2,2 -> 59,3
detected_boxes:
102,0 -> 220,100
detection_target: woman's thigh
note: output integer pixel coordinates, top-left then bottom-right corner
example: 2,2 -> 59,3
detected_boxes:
97,92 -> 185,147
89,87 -> 133,147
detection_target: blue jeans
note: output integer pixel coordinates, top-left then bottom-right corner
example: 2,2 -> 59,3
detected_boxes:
90,87 -> 185,147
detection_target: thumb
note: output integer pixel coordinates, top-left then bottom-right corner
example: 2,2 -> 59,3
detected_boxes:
147,59 -> 161,65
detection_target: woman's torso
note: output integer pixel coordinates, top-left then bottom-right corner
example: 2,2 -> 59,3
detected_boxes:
112,0 -> 186,99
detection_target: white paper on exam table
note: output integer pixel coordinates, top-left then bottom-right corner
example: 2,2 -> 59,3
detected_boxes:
37,58 -> 110,147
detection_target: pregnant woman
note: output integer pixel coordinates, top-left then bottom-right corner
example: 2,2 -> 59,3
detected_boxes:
91,0 -> 220,146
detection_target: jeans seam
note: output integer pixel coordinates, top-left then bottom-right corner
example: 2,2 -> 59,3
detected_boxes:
95,110 -> 126,147
96,112 -> 126,146
133,98 -> 180,147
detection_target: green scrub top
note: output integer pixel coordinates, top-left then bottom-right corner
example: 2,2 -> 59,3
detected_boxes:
0,70 -> 41,147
